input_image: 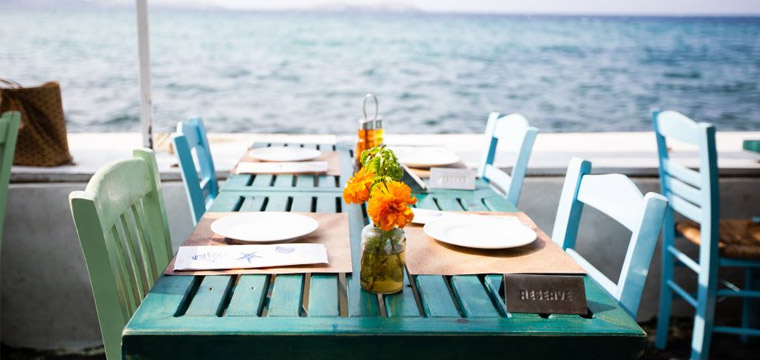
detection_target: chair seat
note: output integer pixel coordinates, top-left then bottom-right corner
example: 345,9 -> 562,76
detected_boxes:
677,219 -> 760,260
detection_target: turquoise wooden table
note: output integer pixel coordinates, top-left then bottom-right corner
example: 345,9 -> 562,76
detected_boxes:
122,143 -> 646,359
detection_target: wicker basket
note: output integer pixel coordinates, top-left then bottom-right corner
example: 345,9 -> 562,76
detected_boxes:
0,80 -> 73,166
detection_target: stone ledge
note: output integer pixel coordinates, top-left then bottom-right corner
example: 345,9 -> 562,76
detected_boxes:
10,131 -> 760,183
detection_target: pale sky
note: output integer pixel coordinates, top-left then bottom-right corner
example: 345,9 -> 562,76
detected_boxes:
144,0 -> 760,15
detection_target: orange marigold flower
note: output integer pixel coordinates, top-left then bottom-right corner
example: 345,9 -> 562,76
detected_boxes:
342,167 -> 375,204
367,181 -> 417,230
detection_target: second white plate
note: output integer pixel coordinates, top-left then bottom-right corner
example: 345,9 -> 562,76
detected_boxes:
210,212 -> 319,243
394,146 -> 460,168
249,147 -> 322,162
423,216 -> 537,249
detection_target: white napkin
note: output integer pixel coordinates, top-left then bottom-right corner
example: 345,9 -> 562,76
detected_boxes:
235,161 -> 328,174
174,244 -> 328,271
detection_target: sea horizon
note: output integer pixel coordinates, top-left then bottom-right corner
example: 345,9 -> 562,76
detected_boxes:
1,7 -> 759,134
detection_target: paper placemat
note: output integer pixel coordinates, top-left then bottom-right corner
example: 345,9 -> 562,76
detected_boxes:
409,161 -> 469,178
165,212 -> 352,275
405,212 -> 585,275
174,244 -> 328,271
232,149 -> 341,176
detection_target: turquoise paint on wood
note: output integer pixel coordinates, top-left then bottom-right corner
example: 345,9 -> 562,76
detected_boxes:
477,112 -> 538,206
185,276 -> 233,316
552,158 -> 668,318
226,275 -> 268,317
122,142 -> 647,359
653,110 -> 760,360
173,117 -> 219,225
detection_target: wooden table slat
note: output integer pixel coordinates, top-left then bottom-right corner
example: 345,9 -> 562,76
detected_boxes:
225,275 -> 268,317
450,275 -> 501,318
273,174 -> 295,188
239,195 -> 265,212
207,192 -> 243,212
308,275 -> 340,317
222,174 -> 250,188
345,203 -> 381,317
185,276 -> 234,316
414,275 -> 460,317
251,174 -> 274,187
384,268 -> 422,317
267,275 -> 304,317
483,274 -> 509,317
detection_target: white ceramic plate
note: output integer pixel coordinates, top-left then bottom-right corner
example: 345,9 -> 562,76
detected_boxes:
394,146 -> 460,168
248,147 -> 322,162
423,216 -> 537,249
210,212 -> 319,243
411,208 -> 447,225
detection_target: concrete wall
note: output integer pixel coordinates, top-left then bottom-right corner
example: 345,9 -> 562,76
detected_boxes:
2,174 -> 758,351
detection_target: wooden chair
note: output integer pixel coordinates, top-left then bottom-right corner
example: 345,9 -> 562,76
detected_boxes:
69,149 -> 173,360
0,111 -> 20,250
653,110 -> 760,360
173,117 -> 218,225
552,157 -> 668,318
477,112 -> 538,207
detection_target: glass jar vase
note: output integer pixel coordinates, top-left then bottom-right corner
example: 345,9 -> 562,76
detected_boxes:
360,224 -> 406,294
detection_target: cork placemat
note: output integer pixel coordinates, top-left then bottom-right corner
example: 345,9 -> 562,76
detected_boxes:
165,212 -> 352,275
231,149 -> 341,176
405,212 -> 585,275
408,161 -> 469,178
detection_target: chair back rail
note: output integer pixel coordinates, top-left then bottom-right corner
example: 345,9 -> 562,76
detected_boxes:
477,112 -> 538,206
173,116 -> 219,224
0,111 -> 20,250
552,157 -> 668,317
69,149 -> 172,360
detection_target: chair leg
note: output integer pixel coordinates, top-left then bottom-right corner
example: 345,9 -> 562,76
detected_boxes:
690,254 -> 719,360
655,247 -> 675,349
741,268 -> 758,344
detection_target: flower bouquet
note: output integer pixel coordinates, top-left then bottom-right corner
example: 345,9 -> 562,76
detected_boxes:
343,146 -> 417,294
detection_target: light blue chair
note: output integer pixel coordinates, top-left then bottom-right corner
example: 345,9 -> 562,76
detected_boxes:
172,117 -> 218,225
477,112 -> 538,206
552,157 -> 668,317
653,110 -> 760,360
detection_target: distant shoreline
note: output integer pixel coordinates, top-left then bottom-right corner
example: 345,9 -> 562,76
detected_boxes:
2,4 -> 759,18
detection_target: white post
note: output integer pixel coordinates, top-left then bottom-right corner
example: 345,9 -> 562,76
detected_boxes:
136,0 -> 153,149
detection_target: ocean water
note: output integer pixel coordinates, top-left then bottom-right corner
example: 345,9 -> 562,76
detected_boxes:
1,8 -> 759,134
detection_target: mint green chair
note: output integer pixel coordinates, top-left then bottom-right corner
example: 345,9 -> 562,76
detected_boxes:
477,112 -> 538,207
0,111 -> 20,249
69,149 -> 173,360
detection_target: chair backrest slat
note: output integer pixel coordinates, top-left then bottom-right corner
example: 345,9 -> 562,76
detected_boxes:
0,112 -> 20,250
70,149 -> 172,360
477,112 -> 538,206
670,194 -> 703,223
661,158 -> 701,189
483,164 -> 512,194
576,174 -> 644,231
552,158 -> 668,317
130,202 -> 158,281
663,175 -> 702,206
173,117 -> 219,224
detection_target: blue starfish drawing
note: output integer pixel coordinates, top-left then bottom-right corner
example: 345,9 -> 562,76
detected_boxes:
238,251 -> 262,264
